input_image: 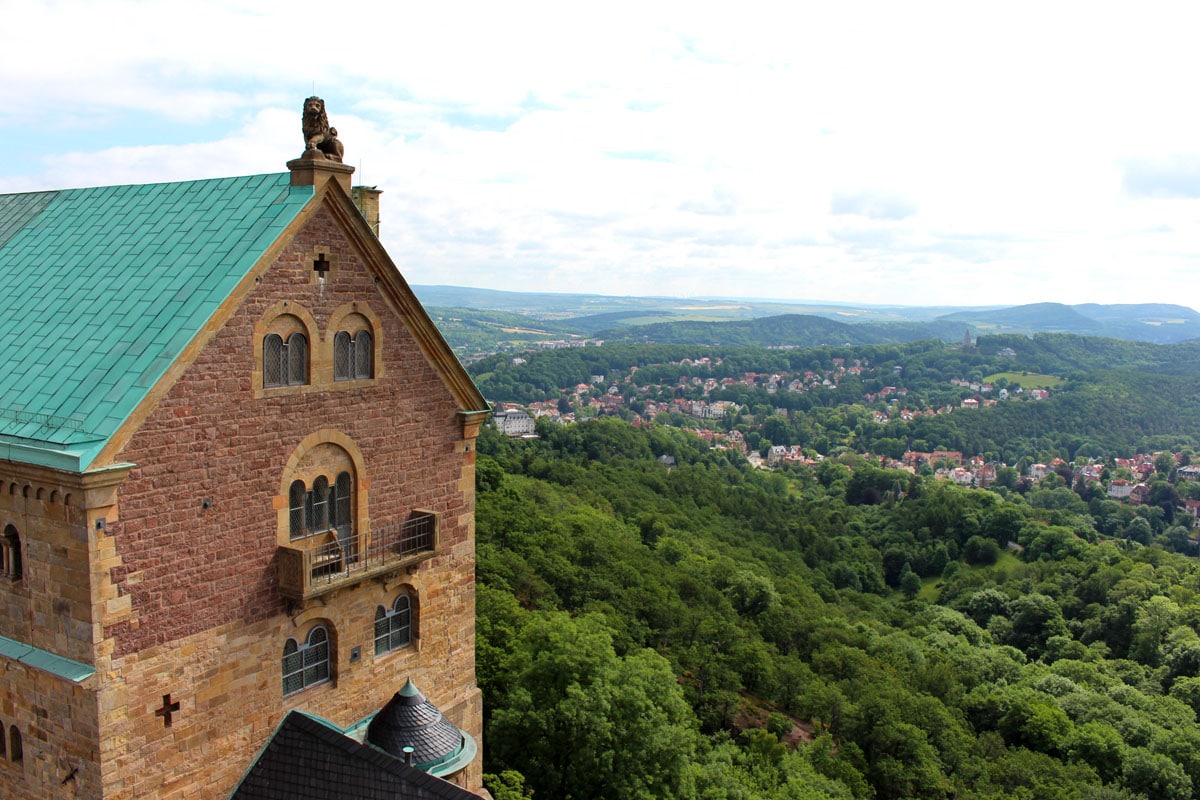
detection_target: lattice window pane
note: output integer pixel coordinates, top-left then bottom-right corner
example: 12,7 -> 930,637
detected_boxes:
374,606 -> 390,655
287,333 -> 308,385
304,627 -> 329,685
289,482 -> 307,540
333,331 -> 351,381
354,331 -> 373,379
311,477 -> 330,532
263,335 -> 284,387
391,595 -> 412,650
282,640 -> 303,695
333,473 -> 352,531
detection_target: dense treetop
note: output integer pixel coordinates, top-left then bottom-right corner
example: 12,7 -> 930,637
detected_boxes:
476,412 -> 1200,799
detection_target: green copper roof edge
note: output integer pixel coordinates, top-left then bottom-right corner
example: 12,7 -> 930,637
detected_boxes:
0,439 -> 91,472
0,634 -> 94,683
425,731 -> 477,778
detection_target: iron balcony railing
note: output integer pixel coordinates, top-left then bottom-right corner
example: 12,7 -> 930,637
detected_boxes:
278,510 -> 439,601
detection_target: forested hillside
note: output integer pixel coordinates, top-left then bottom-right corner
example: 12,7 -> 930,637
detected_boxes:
470,334 -> 1200,462
476,421 -> 1200,799
596,314 -> 970,347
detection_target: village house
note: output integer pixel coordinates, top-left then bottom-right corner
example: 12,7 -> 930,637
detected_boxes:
493,407 -> 537,437
0,103 -> 488,799
1108,479 -> 1134,499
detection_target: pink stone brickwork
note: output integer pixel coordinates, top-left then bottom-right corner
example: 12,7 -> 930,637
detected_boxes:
0,201 -> 482,799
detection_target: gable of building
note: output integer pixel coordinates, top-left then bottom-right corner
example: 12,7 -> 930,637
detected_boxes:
0,173 -> 486,476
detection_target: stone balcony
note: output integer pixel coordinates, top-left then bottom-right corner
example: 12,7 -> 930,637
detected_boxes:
278,510 -> 438,601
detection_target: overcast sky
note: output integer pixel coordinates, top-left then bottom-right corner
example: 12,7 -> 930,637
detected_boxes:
3,1 -> 1200,309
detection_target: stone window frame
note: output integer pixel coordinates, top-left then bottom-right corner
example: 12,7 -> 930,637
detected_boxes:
333,329 -> 373,381
8,725 -> 21,763
275,432 -> 370,549
288,471 -> 354,543
254,302 -> 319,399
282,623 -> 332,696
1,524 -> 21,582
373,589 -> 417,656
326,302 -> 383,387
263,331 -> 309,388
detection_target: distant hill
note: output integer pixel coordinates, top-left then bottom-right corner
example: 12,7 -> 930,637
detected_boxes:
599,313 -> 969,347
937,302 -> 1200,343
411,285 -> 1200,354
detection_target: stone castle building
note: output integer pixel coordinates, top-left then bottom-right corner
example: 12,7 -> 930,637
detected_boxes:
0,105 -> 489,798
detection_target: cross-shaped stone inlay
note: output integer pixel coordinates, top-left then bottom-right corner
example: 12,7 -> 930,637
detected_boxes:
155,693 -> 181,728
313,253 -> 331,280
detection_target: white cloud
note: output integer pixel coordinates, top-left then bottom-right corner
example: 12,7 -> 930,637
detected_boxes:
3,1 -> 1200,310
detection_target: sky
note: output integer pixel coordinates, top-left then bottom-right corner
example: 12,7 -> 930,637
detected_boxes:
3,1 -> 1200,310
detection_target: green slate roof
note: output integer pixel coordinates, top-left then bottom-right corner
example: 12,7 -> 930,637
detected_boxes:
0,173 -> 314,472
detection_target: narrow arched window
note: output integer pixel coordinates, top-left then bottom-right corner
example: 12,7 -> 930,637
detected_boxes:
286,333 -> 308,386
282,625 -> 331,695
308,476 -> 330,532
305,626 -> 330,685
353,330 -> 373,379
374,592 -> 413,655
332,472 -> 352,533
2,525 -> 20,581
263,334 -> 284,387
333,330 -> 352,381
282,638 -> 301,695
331,471 -> 354,562
9,726 -> 21,763
289,481 -> 307,540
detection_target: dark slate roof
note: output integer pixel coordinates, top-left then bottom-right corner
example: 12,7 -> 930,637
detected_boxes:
0,174 -> 313,471
228,710 -> 479,800
367,679 -> 465,769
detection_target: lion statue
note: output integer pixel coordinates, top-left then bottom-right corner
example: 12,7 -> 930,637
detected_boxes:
301,96 -> 345,162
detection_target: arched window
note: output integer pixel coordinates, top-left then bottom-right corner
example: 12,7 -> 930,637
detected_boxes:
333,331 -> 352,381
288,481 -> 307,540
287,333 -> 308,385
307,476 -> 330,532
331,472 -> 355,562
263,332 -> 309,388
374,592 -> 413,656
288,473 -> 355,542
263,334 -> 284,387
9,725 -> 21,763
2,525 -> 21,581
353,331 -> 373,379
282,625 -> 331,695
334,329 -> 374,381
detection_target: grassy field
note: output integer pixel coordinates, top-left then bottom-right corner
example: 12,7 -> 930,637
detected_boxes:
983,371 -> 1066,388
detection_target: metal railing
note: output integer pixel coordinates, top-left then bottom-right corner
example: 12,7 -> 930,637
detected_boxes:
278,511 -> 438,600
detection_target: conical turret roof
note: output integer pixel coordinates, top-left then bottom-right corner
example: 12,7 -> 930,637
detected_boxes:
366,679 -> 465,769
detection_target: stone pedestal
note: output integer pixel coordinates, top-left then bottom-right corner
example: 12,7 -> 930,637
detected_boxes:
288,155 -> 355,193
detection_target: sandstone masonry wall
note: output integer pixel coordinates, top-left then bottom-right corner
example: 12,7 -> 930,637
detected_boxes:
91,203 -> 481,799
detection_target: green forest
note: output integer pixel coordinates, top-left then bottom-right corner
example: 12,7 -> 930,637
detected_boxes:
475,416 -> 1200,799
469,334 -> 1200,464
